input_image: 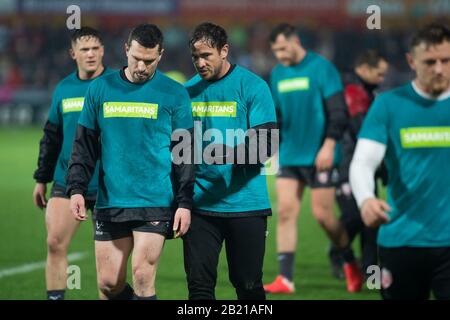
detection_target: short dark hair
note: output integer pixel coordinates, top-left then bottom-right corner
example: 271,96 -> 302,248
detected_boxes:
269,23 -> 298,43
354,49 -> 387,68
127,24 -> 163,51
189,22 -> 228,50
71,27 -> 102,45
411,23 -> 450,50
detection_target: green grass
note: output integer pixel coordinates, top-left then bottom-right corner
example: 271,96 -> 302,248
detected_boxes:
0,127 -> 380,300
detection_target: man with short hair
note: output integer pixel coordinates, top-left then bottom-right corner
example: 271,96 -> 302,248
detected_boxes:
329,49 -> 389,280
33,27 -> 112,300
67,24 -> 193,300
350,23 -> 450,300
184,22 -> 277,300
264,23 -> 361,294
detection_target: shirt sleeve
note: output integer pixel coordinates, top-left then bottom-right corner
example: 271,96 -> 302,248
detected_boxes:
47,86 -> 62,126
247,78 -> 277,128
358,95 -> 389,145
78,82 -> 99,131
319,58 -> 344,99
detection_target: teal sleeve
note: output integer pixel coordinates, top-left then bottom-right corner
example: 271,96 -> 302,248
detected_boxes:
319,59 -> 344,99
78,83 -> 98,130
358,96 -> 389,145
248,79 -> 277,128
172,88 -> 194,131
47,88 -> 62,126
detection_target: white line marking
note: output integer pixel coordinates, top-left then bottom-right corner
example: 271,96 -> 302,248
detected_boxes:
0,252 -> 89,279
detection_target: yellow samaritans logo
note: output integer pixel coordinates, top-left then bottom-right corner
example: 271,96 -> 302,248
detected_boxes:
103,102 -> 158,119
192,102 -> 237,117
62,97 -> 84,113
400,127 -> 450,148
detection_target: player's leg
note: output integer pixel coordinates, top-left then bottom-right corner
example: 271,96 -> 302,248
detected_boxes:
94,221 -> 134,300
130,221 -> 169,299
330,181 -> 362,279
45,196 -> 80,300
379,246 -> 430,300
183,214 -> 224,300
264,169 -> 304,294
360,225 -> 379,278
225,216 -> 267,300
311,186 -> 363,292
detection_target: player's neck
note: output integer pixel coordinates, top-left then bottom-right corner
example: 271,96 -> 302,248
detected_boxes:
412,79 -> 450,101
293,47 -> 306,65
215,60 -> 232,81
78,65 -> 105,80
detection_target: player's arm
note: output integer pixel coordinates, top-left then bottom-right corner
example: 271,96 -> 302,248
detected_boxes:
171,90 -> 195,238
33,89 -> 63,209
349,138 -> 390,227
66,83 -> 100,221
66,124 -> 99,221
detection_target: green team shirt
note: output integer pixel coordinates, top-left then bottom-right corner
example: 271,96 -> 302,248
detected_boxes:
47,68 -> 114,192
185,65 -> 276,214
79,70 -> 193,209
359,82 -> 450,247
270,51 -> 343,167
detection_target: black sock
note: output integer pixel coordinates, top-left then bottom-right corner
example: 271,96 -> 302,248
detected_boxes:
47,290 -> 65,300
278,252 -> 295,281
111,283 -> 134,300
340,246 -> 356,264
132,294 -> 157,300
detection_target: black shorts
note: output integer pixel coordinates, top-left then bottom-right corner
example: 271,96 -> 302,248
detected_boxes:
93,219 -> 172,241
277,166 -> 339,188
50,184 -> 96,211
379,246 -> 450,300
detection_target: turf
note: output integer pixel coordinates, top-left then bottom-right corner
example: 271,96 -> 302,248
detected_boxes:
0,127 -> 380,300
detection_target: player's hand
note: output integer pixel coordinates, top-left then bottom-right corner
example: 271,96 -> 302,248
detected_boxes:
361,198 -> 391,228
315,139 -> 335,171
173,208 -> 191,238
33,183 -> 47,209
70,194 -> 87,221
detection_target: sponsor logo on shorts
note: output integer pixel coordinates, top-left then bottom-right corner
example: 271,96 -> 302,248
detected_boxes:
150,221 -> 160,226
277,77 -> 310,93
95,221 -> 104,235
103,102 -> 158,119
62,97 -> 84,113
318,172 -> 329,184
191,101 -> 237,117
400,127 -> 450,148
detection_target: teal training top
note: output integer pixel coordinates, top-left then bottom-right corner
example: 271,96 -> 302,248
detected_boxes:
359,82 -> 450,247
47,68 -> 114,192
78,69 -> 193,209
185,65 -> 276,215
270,51 -> 343,167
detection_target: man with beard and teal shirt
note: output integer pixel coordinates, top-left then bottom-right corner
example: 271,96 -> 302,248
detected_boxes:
184,22 -> 277,300
66,24 -> 193,300
264,24 -> 360,294
350,23 -> 450,300
32,27 -> 113,300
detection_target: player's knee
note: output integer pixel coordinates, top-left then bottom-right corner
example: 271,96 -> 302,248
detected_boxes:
47,235 -> 67,255
312,205 -> 333,226
98,278 -> 124,298
132,264 -> 156,287
277,201 -> 298,222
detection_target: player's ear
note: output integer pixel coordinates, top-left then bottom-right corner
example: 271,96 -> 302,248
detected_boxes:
406,52 -> 416,71
69,47 -> 76,61
158,48 -> 164,61
220,44 -> 229,60
124,43 -> 129,56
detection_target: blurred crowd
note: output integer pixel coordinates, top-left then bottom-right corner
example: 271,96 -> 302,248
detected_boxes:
0,20 -> 416,100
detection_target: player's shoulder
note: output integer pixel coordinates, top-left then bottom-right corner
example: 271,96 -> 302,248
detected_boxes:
153,71 -> 189,99
232,65 -> 268,92
376,83 -> 411,103
308,51 -> 337,70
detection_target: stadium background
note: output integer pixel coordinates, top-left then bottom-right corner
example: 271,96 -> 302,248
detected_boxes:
0,0 -> 449,299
